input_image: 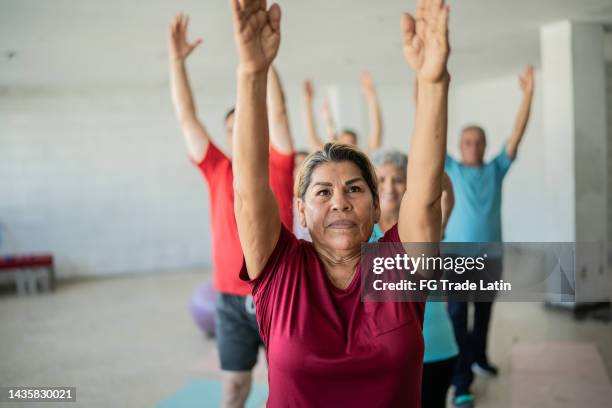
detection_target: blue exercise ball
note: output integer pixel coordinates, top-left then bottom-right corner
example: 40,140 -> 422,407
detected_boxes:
191,282 -> 216,337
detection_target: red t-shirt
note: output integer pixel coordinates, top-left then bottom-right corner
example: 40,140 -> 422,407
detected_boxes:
197,143 -> 294,296
240,225 -> 425,407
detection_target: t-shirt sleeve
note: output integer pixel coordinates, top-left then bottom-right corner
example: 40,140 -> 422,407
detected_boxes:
239,224 -> 299,344
195,142 -> 230,180
444,154 -> 458,173
492,145 -> 514,180
269,146 -> 295,173
269,147 -> 295,230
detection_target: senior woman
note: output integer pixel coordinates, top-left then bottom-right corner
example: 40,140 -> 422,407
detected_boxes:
230,0 -> 450,406
372,150 -> 459,408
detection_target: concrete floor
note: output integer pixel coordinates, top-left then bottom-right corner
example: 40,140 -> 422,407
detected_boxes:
0,270 -> 610,408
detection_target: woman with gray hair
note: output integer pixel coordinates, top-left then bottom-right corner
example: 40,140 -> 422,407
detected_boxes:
230,0 -> 450,405
371,150 -> 409,235
372,149 -> 459,408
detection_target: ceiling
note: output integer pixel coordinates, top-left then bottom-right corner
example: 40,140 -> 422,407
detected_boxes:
1,0 -> 611,91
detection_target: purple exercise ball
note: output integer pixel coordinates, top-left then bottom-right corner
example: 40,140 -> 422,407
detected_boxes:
191,282 -> 217,337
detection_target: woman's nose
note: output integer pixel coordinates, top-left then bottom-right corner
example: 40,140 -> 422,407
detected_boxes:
331,191 -> 351,211
382,179 -> 393,193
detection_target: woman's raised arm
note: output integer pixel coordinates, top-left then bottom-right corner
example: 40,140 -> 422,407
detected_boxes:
231,0 -> 283,279
398,0 -> 450,243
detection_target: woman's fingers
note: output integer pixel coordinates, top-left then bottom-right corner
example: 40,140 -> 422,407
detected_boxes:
401,12 -> 416,47
268,3 -> 281,33
437,4 -> 449,45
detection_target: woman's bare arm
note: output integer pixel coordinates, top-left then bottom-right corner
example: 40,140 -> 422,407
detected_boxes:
231,0 -> 282,279
398,0 -> 450,244
440,172 -> 454,236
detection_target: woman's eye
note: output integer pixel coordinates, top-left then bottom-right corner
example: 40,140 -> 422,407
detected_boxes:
348,186 -> 362,193
316,189 -> 330,196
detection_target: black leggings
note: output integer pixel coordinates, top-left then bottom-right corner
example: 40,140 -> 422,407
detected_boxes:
422,356 -> 458,408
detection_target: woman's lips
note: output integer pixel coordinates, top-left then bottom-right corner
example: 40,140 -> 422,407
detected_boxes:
327,220 -> 357,229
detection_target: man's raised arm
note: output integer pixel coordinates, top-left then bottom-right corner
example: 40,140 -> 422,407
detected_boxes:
506,64 -> 534,159
168,13 -> 211,163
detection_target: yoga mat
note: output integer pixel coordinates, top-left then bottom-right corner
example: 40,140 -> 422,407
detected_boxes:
156,379 -> 268,408
511,342 -> 612,408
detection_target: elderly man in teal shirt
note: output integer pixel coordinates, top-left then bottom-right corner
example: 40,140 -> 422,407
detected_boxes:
446,65 -> 535,408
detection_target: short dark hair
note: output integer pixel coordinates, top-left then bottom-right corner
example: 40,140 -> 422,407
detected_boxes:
224,107 -> 235,122
295,143 -> 378,208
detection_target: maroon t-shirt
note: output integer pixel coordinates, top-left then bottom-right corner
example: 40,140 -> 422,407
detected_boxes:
240,225 -> 425,407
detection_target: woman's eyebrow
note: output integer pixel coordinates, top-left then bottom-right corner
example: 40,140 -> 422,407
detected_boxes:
345,177 -> 365,185
312,178 -> 364,188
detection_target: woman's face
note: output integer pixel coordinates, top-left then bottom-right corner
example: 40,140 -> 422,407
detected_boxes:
297,161 -> 379,253
376,163 -> 406,218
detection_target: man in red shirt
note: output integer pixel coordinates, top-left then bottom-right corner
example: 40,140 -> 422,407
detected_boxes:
167,14 -> 294,407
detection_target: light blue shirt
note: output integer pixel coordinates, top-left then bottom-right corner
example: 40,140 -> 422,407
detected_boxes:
444,148 -> 513,244
370,223 -> 384,242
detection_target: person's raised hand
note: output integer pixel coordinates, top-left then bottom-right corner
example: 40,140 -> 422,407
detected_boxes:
322,97 -> 332,118
230,0 -> 281,74
303,80 -> 314,101
519,64 -> 534,96
168,13 -> 202,62
401,0 -> 450,83
360,71 -> 376,97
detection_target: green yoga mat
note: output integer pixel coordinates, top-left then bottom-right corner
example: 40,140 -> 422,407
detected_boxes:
156,379 -> 268,408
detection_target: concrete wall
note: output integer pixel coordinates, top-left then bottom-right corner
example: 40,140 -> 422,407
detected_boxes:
448,72 -> 547,241
0,85 -> 226,277
0,69 -> 552,278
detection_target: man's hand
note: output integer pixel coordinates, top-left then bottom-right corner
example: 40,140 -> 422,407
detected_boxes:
231,0 -> 281,74
168,13 -> 202,62
401,0 -> 450,83
519,64 -> 534,96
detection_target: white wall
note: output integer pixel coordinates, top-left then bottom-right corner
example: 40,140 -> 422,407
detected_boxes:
0,66 -> 562,281
0,71 -> 551,278
361,72 -> 548,242
448,72 -> 548,241
0,84 -> 234,277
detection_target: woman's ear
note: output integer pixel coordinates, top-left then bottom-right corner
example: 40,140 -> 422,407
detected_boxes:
297,198 -> 307,228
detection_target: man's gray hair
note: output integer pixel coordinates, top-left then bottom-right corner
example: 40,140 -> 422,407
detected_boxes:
371,149 -> 408,171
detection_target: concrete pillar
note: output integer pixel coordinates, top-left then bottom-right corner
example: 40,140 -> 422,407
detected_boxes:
540,21 -> 608,304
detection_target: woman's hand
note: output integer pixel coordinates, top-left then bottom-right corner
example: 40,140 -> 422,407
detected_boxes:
401,0 -> 450,83
230,0 -> 281,74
